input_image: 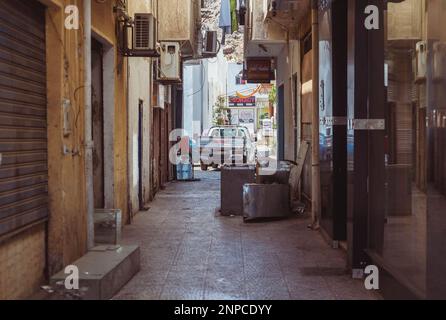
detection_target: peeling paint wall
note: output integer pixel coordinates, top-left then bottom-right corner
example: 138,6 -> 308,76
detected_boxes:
0,0 -> 129,299
127,0 -> 154,215
158,0 -> 200,55
45,0 -> 129,279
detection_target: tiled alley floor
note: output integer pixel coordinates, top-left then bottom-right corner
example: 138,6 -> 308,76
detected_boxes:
114,170 -> 379,300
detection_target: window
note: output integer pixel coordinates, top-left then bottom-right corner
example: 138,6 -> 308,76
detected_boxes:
211,129 -> 221,137
367,0 -> 446,297
222,129 -> 237,137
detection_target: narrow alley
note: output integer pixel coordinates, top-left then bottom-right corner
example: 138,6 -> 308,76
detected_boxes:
114,170 -> 377,300
1,0 -> 446,305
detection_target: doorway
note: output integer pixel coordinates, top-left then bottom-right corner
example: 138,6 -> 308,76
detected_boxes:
91,38 -> 105,209
138,100 -> 144,210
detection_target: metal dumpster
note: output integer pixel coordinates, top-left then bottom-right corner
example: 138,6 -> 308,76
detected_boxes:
221,165 -> 256,216
243,184 -> 291,221
256,161 -> 294,184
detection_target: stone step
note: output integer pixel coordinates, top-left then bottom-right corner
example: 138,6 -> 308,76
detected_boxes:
50,245 -> 140,300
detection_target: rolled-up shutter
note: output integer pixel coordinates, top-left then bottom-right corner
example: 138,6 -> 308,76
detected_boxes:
0,0 -> 48,236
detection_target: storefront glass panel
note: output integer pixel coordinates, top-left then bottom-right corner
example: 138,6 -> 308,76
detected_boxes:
371,0 -> 446,299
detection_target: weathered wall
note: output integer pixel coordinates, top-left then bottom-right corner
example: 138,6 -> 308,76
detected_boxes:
99,4 -> 128,225
0,0 -> 129,299
206,51 -> 229,127
277,41 -> 301,161
45,0 -> 129,276
127,0 -> 154,214
183,63 -> 205,139
159,0 -> 194,41
46,0 -> 129,269
44,0 -> 88,278
91,0 -> 128,223
0,224 -> 46,299
249,0 -> 287,42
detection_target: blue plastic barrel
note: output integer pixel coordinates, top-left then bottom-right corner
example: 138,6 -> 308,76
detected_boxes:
176,162 -> 193,180
176,138 -> 194,181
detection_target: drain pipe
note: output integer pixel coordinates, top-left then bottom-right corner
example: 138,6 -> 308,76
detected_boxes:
83,0 -> 94,249
310,0 -> 320,230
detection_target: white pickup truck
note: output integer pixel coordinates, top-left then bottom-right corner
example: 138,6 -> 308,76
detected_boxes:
199,126 -> 256,171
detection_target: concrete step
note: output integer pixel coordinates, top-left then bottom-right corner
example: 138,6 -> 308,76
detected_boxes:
50,245 -> 140,300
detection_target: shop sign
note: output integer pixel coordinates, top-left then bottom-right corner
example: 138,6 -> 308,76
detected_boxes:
245,58 -> 275,83
229,96 -> 256,107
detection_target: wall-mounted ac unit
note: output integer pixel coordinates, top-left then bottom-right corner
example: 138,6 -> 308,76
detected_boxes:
433,41 -> 446,81
203,31 -> 218,56
118,13 -> 159,57
157,42 -> 181,82
134,13 -> 156,50
415,41 -> 427,82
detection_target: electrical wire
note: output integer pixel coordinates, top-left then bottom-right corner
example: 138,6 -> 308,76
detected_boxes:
185,62 -> 207,97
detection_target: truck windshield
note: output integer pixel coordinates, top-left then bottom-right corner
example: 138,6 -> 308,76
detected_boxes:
221,129 -> 238,137
209,128 -> 246,138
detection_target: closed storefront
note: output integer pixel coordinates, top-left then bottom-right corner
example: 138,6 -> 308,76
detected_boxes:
0,0 -> 48,300
345,0 -> 446,299
0,0 -> 48,237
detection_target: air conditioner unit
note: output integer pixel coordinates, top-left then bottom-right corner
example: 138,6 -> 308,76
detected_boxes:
433,41 -> 446,81
115,13 -> 159,57
133,13 -> 156,50
158,42 -> 181,82
415,41 -> 427,82
203,31 -> 218,55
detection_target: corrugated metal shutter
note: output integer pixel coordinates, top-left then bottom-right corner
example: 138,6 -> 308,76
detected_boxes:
396,103 -> 413,164
0,0 -> 48,236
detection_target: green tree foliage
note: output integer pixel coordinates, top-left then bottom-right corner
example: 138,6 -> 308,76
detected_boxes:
269,85 -> 277,105
213,96 -> 231,126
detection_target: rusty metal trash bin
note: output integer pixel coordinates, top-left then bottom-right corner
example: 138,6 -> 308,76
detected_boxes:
242,184 -> 291,221
221,165 -> 256,216
256,160 -> 294,184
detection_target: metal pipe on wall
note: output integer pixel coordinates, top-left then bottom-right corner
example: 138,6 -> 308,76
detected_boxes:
83,0 -> 95,249
310,0 -> 320,230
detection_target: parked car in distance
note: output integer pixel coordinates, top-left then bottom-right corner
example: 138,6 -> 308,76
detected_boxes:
199,125 -> 256,170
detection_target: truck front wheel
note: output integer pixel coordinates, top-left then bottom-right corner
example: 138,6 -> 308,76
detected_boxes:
200,163 -> 209,171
